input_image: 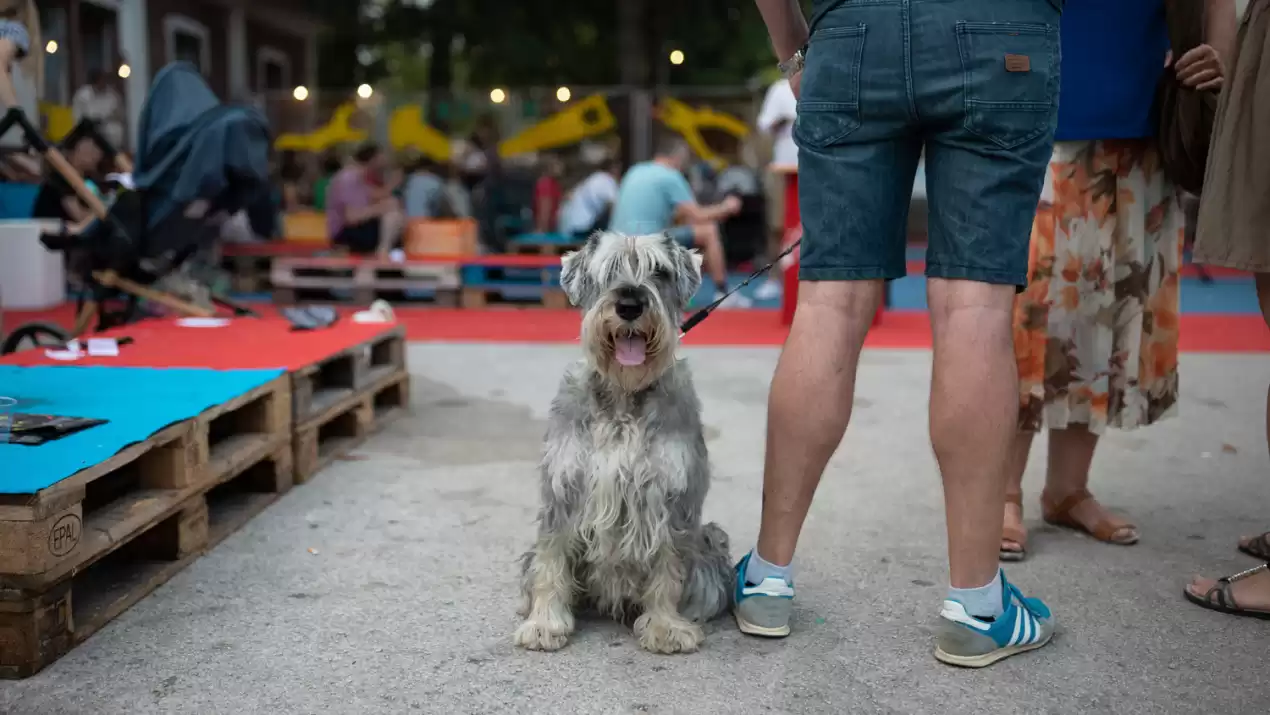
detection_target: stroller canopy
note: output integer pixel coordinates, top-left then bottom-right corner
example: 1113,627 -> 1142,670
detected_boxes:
132,62 -> 271,228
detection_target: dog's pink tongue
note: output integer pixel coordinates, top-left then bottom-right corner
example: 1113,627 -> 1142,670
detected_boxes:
615,335 -> 647,366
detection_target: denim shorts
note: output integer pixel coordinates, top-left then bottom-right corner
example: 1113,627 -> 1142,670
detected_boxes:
797,0 -> 1063,287
666,224 -> 696,247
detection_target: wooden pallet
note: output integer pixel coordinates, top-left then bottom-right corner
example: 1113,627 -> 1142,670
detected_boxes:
458,263 -> 568,309
290,325 -> 406,427
271,257 -> 461,305
220,244 -> 346,293
508,232 -> 583,256
0,377 -> 293,679
294,370 -> 410,484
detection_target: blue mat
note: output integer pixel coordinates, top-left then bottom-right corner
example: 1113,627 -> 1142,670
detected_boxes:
0,366 -> 285,495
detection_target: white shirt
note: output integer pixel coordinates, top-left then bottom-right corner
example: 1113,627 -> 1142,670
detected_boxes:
558,171 -> 619,234
757,79 -> 798,168
72,85 -> 121,123
72,85 -> 125,147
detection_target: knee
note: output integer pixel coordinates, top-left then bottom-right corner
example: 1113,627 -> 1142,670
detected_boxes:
694,223 -> 720,244
794,280 -> 883,326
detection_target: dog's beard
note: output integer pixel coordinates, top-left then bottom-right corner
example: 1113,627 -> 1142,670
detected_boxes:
581,301 -> 677,393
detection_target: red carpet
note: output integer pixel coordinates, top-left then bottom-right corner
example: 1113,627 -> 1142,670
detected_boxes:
4,303 -> 1267,353
0,315 -> 399,369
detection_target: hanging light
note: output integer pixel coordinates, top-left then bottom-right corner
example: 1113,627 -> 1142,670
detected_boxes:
293,86 -> 309,101
489,88 -> 507,104
45,40 -> 57,54
117,64 -> 131,79
556,86 -> 571,102
357,84 -> 373,99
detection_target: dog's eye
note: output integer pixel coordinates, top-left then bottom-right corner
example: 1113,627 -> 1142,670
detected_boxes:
653,267 -> 672,281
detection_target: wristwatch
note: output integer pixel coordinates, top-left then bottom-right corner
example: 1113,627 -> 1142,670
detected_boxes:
778,45 -> 807,79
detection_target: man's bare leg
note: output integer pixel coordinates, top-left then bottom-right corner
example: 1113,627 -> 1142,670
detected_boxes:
927,278 -> 1017,591
754,280 -> 883,565
691,223 -> 729,290
376,206 -> 404,259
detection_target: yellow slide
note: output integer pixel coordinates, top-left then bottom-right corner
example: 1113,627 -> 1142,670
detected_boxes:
654,97 -> 750,169
39,102 -> 75,142
274,103 -> 368,152
387,105 -> 452,162
499,94 -> 616,158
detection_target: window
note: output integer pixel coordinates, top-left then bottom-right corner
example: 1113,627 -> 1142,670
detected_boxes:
163,15 -> 210,74
256,47 -> 291,92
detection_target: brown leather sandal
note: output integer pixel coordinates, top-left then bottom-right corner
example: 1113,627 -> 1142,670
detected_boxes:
1238,531 -> 1270,561
1184,563 -> 1270,620
1000,492 -> 1028,562
1041,489 -> 1139,545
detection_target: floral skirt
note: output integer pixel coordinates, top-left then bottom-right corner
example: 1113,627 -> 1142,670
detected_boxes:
1013,140 -> 1183,434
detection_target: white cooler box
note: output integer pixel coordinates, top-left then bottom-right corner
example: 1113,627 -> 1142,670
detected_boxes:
0,220 -> 66,310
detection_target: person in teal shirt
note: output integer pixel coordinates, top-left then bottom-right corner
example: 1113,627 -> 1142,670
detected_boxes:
608,137 -> 746,307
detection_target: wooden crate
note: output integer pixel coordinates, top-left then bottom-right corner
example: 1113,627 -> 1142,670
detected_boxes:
403,219 -> 478,257
0,376 -> 294,679
294,370 -> 410,484
291,325 -> 406,426
271,257 -> 461,305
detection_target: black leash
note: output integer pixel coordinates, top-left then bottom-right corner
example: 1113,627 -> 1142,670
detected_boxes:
680,239 -> 802,334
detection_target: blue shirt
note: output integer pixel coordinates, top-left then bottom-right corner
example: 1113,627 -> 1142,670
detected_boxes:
608,161 -> 695,235
403,171 -> 445,218
1055,0 -> 1171,141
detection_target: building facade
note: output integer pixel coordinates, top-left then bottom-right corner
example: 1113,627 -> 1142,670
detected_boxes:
38,0 -> 319,146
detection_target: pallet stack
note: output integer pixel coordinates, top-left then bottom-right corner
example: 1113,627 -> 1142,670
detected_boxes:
288,326 -> 410,482
0,377 -> 292,679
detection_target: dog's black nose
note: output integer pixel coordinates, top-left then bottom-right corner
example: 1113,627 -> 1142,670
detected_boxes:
615,296 -> 644,322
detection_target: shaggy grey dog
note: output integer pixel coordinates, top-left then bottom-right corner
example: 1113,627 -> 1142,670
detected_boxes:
513,232 -> 734,654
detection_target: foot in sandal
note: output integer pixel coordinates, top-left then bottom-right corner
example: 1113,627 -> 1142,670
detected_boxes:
1041,489 -> 1139,545
1184,563 -> 1270,620
1000,493 -> 1027,562
1237,531 -> 1270,560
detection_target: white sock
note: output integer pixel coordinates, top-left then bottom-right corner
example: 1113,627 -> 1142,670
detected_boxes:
744,549 -> 792,586
948,570 -> 1005,620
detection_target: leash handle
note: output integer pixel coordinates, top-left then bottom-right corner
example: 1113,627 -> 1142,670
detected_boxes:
679,238 -> 802,335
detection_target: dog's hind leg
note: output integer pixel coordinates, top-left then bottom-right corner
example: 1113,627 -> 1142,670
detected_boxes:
634,548 -> 705,654
678,522 -> 735,623
513,532 -> 577,651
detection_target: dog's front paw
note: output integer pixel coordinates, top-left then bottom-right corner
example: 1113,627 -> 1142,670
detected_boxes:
633,613 -> 704,654
513,618 -> 570,651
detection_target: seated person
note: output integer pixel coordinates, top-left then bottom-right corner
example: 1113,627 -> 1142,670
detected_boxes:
312,153 -> 343,210
402,156 -> 449,219
532,153 -> 564,233
326,142 -> 404,258
608,137 -> 747,307
31,133 -> 104,230
558,158 -> 621,238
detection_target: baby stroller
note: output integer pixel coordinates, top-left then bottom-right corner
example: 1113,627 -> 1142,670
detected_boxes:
1,62 -> 268,354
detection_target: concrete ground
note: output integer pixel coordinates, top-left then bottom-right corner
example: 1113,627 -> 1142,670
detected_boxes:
4,344 -> 1269,715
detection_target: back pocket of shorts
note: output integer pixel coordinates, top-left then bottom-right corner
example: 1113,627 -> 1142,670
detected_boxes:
794,24 -> 866,150
955,21 -> 1058,151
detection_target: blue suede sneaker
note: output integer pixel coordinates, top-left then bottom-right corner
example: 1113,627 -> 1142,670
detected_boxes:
934,570 -> 1055,668
732,552 -> 795,638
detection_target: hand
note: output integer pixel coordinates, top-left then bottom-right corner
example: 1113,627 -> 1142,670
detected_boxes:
721,195 -> 742,215
1173,44 -> 1225,91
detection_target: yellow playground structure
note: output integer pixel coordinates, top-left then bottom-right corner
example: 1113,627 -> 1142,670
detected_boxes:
268,92 -> 749,168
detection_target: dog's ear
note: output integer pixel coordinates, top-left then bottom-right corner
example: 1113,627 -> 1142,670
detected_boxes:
560,232 -> 600,305
675,247 -> 705,308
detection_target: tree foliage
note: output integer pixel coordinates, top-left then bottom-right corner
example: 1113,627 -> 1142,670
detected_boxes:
314,0 -> 791,92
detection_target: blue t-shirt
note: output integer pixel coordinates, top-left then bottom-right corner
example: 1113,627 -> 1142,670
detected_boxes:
608,161 -> 695,235
1055,0 -> 1171,141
